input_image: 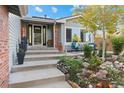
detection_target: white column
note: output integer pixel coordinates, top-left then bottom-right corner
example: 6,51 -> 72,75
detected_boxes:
32,25 -> 34,46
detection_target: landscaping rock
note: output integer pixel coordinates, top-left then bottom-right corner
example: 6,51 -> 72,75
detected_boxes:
100,61 -> 114,69
117,85 -> 124,88
120,51 -> 124,56
95,70 -> 108,79
114,61 -> 120,64
88,84 -> 93,88
114,61 -> 123,69
83,62 -> 90,68
112,55 -> 118,61
82,69 -> 93,77
89,73 -> 96,78
105,57 -> 113,61
82,68 -> 87,75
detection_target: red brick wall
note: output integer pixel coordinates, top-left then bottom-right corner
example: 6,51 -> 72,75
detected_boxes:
55,24 -> 63,52
0,6 -> 9,88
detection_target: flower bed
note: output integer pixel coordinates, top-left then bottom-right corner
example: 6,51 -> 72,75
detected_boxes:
57,54 -> 124,88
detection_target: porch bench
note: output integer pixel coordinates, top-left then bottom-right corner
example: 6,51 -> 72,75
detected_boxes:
65,44 -> 84,52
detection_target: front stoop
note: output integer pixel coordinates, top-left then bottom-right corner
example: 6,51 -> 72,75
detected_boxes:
9,68 -> 71,88
9,48 -> 72,88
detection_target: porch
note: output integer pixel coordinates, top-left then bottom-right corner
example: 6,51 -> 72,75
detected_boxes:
21,16 -> 63,51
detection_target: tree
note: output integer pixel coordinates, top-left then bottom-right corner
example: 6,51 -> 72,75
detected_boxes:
73,5 -> 124,61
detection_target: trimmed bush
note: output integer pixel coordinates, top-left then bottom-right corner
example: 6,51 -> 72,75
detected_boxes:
111,36 -> 124,55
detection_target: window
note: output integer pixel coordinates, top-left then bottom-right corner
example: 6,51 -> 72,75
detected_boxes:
80,29 -> 84,42
66,28 -> 72,42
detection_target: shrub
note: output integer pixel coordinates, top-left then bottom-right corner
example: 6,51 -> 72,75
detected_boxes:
88,55 -> 102,71
59,55 -> 71,63
118,56 -> 124,62
83,44 -> 93,58
111,36 -> 124,55
64,58 -> 83,83
106,67 -> 121,81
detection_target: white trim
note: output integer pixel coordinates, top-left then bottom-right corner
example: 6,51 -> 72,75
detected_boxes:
57,15 -> 81,21
65,26 -> 85,29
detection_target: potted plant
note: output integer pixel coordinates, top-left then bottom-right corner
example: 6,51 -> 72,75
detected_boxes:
17,43 -> 25,65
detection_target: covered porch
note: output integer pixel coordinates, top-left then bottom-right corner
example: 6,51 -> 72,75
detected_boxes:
21,16 -> 63,51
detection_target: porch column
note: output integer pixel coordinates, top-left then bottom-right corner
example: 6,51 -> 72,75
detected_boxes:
53,21 -> 56,48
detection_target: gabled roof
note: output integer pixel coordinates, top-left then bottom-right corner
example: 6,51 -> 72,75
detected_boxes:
21,16 -> 56,24
21,15 -> 81,24
56,15 -> 81,20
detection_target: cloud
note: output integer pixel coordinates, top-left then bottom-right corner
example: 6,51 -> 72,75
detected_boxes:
51,6 -> 58,13
35,6 -> 43,12
71,5 -> 85,12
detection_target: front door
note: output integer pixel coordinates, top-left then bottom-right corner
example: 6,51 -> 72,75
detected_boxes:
33,26 -> 42,45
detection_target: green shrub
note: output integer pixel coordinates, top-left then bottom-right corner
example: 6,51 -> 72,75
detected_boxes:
59,55 -> 71,63
111,36 -> 124,55
88,55 -> 102,70
83,44 -> 93,58
64,58 -> 83,83
118,56 -> 124,62
106,67 -> 120,81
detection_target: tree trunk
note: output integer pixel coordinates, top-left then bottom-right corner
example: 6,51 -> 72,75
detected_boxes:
102,26 -> 106,62
102,6 -> 106,62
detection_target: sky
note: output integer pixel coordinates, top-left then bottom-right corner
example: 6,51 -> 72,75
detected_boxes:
28,5 -> 80,19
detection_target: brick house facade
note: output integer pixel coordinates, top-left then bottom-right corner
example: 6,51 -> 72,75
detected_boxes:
0,5 -> 27,88
0,6 -> 9,88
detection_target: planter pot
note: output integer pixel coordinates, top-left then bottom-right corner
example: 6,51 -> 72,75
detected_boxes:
17,52 -> 25,65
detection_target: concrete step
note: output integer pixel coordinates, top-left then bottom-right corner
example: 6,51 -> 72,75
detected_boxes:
30,81 -> 71,88
26,49 -> 60,55
24,53 -> 83,61
27,46 -> 58,50
9,68 -> 65,88
11,60 -> 59,73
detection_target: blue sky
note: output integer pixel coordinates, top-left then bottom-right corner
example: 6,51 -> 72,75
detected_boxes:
28,5 -> 79,19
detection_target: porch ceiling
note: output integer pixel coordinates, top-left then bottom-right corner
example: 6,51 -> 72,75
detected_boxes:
8,5 -> 21,16
8,5 -> 28,16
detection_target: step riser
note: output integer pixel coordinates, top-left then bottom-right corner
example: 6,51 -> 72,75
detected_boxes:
24,57 -> 59,62
11,64 -> 56,73
27,48 -> 58,50
9,75 -> 65,88
26,52 -> 61,55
